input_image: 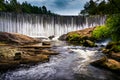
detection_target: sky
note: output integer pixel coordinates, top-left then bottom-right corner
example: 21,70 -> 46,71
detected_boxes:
18,0 -> 89,15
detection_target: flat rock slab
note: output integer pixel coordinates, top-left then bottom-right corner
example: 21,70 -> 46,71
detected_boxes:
19,45 -> 51,48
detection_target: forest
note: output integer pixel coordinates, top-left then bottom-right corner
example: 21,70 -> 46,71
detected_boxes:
80,0 -> 120,15
0,0 -> 56,15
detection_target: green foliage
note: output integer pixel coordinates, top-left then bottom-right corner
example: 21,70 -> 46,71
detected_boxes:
67,33 -> 80,41
106,14 -> 120,41
112,45 -> 120,52
92,25 -> 110,40
80,0 -> 97,15
0,0 -> 6,11
80,0 -> 120,15
0,0 -> 56,15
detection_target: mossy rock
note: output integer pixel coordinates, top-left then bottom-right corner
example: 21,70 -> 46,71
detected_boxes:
106,42 -> 117,49
110,45 -> 120,53
83,40 -> 97,47
66,33 -> 81,41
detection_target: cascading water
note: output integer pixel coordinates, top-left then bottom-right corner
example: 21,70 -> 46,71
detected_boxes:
0,12 -> 106,37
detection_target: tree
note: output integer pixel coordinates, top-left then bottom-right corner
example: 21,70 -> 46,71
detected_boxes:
42,6 -> 47,14
80,0 -> 97,15
97,0 -> 107,15
0,0 -> 6,11
108,0 -> 120,11
9,0 -> 22,13
106,14 -> 120,41
80,0 -> 120,15
0,0 -> 56,15
21,1 -> 32,13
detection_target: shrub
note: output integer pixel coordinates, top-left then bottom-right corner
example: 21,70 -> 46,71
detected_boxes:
106,14 -> 120,41
92,25 -> 110,40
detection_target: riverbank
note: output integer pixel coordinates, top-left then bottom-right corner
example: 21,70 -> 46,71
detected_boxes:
0,32 -> 58,71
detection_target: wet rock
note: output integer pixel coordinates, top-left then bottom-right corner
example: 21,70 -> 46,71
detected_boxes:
20,54 -> 49,64
48,35 -> 55,40
91,57 -> 120,72
42,41 -> 51,45
91,57 -> 108,66
83,40 -> 97,47
59,27 -> 97,47
39,50 -> 58,55
58,34 -> 67,41
109,52 -> 120,61
0,32 -> 41,45
102,48 -> 110,54
14,52 -> 22,60
0,61 -> 20,71
102,59 -> 120,71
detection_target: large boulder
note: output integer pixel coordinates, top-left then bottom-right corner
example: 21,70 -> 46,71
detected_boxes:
59,27 -> 95,41
59,27 -> 97,47
102,41 -> 120,61
91,57 -> 120,72
0,32 -> 41,45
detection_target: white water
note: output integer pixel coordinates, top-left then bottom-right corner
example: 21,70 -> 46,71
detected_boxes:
0,12 -> 106,37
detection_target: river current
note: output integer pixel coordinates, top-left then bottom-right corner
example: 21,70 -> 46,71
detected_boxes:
0,39 -> 120,80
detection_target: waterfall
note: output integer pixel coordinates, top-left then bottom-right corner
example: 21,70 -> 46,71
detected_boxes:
0,12 -> 106,37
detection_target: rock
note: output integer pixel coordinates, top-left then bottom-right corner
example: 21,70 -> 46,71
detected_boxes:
0,32 -> 41,45
102,59 -> 120,71
91,57 -> 120,72
14,52 -> 22,60
58,34 -> 67,41
0,61 -> 20,71
20,54 -> 49,64
59,27 -> 97,47
42,41 -> 51,45
48,35 -> 55,40
102,48 -> 110,54
91,57 -> 108,66
109,52 -> 120,61
83,40 -> 97,47
39,50 -> 58,55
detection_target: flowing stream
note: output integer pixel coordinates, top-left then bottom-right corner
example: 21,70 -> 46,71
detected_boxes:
0,40 -> 120,80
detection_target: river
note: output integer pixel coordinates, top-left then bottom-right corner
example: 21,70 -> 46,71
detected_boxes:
0,39 -> 120,80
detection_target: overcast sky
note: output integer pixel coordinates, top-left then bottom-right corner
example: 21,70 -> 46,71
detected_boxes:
18,0 -> 89,15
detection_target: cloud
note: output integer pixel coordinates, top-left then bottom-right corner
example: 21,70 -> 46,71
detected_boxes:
17,0 -> 89,15
53,0 -> 70,8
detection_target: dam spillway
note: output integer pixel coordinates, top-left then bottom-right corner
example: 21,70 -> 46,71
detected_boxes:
0,12 -> 106,37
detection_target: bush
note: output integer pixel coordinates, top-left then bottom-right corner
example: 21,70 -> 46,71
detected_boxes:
106,14 -> 120,41
92,25 -> 110,40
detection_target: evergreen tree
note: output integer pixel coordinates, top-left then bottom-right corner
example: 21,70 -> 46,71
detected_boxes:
0,0 -> 6,11
80,0 -> 120,15
0,0 -> 56,15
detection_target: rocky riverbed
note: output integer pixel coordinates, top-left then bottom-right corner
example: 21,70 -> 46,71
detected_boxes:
0,32 -> 58,71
